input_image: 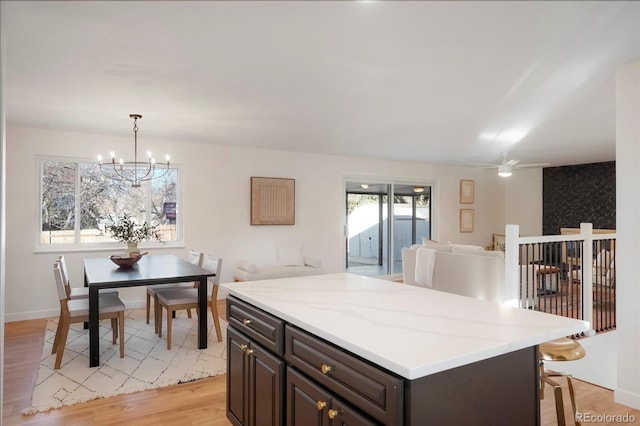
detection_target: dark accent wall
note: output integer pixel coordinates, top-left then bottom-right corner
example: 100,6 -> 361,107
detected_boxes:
543,161 -> 615,235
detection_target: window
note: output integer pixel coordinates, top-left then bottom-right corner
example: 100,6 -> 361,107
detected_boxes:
39,157 -> 180,248
345,180 -> 433,276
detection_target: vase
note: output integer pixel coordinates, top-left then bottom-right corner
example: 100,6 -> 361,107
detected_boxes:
126,242 -> 139,257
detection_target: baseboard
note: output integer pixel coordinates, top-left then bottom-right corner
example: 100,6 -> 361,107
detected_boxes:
4,302 -> 147,322
614,388 -> 640,411
4,309 -> 59,322
3,300 -> 146,323
4,296 -> 227,323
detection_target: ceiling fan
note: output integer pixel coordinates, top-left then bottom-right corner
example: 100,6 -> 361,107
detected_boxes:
473,152 -> 550,177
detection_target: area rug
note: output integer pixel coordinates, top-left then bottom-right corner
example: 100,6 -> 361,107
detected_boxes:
23,308 -> 227,414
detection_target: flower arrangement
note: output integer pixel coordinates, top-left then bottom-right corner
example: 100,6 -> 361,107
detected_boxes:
106,214 -> 163,244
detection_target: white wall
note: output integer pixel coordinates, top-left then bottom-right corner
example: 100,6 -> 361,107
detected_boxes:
615,61 -> 640,409
505,168 -> 543,237
4,125 -> 529,320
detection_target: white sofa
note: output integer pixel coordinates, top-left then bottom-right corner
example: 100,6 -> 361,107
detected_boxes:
570,249 -> 615,288
402,243 -> 506,303
233,257 -> 323,281
233,243 -> 324,282
403,242 -> 563,307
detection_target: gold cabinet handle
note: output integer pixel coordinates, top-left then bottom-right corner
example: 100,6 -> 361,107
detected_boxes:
328,409 -> 339,420
321,364 -> 332,374
316,401 -> 326,410
242,319 -> 252,326
239,344 -> 248,351
245,348 -> 254,355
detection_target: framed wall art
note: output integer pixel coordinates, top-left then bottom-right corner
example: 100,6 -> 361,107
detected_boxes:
250,177 -> 295,225
459,209 -> 474,233
459,179 -> 475,204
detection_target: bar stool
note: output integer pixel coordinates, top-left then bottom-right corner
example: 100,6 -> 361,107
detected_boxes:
539,337 -> 586,426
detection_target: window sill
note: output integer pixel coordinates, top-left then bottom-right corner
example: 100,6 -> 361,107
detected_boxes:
33,241 -> 185,255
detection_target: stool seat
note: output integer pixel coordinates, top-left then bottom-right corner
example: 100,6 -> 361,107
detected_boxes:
539,337 -> 586,426
539,337 -> 586,361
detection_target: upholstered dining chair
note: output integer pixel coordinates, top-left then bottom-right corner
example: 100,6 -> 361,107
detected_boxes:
156,255 -> 223,349
58,255 -> 119,299
146,250 -> 204,332
51,261 -> 126,369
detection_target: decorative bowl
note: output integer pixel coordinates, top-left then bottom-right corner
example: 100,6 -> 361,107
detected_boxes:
109,252 -> 146,268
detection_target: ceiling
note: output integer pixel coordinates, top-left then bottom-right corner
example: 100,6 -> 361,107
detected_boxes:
4,1 -> 639,168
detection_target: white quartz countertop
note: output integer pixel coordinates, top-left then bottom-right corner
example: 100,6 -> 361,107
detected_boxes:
222,273 -> 589,380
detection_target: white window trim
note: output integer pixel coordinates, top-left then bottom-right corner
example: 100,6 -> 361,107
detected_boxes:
35,155 -> 184,253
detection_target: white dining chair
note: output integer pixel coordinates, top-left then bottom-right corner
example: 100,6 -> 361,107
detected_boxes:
51,261 -> 126,369
146,250 -> 203,332
156,255 -> 223,349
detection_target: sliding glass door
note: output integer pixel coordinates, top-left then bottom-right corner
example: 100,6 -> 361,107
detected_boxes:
392,185 -> 431,274
345,181 -> 432,276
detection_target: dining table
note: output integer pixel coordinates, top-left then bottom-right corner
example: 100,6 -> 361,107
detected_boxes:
83,254 -> 216,367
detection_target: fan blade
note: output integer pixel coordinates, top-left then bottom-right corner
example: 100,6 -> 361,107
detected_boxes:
469,163 -> 499,168
504,159 -> 520,166
514,163 -> 551,169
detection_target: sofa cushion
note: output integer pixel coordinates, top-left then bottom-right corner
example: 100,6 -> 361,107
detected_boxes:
451,246 -> 504,259
481,250 -> 505,259
233,264 -> 323,281
450,244 -> 485,252
236,260 -> 257,274
417,241 -> 452,252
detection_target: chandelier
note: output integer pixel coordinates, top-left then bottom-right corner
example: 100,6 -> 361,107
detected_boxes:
98,114 -> 170,187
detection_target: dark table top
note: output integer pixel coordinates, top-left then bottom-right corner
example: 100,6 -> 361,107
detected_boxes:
84,254 -> 216,288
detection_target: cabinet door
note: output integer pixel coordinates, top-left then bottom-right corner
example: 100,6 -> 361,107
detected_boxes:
287,368 -> 379,426
228,328 -> 250,426
287,367 -> 330,426
328,400 -> 380,426
285,325 -> 402,425
249,342 -> 284,426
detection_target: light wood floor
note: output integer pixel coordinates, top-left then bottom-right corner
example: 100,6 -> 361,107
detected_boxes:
4,300 -> 639,425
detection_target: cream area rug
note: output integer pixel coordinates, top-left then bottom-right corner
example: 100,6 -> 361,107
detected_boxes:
24,308 -> 227,414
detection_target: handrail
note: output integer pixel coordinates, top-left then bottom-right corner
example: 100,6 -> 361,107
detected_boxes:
505,223 -> 616,336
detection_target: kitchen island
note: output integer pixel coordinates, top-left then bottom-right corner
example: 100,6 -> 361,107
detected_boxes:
222,273 -> 589,425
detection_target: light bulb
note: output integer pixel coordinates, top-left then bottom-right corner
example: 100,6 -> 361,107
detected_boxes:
498,165 -> 512,177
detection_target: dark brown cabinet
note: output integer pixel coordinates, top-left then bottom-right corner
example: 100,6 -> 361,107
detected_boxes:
285,325 -> 402,425
227,296 -> 395,426
287,367 -> 379,426
227,323 -> 284,426
227,295 -> 540,426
